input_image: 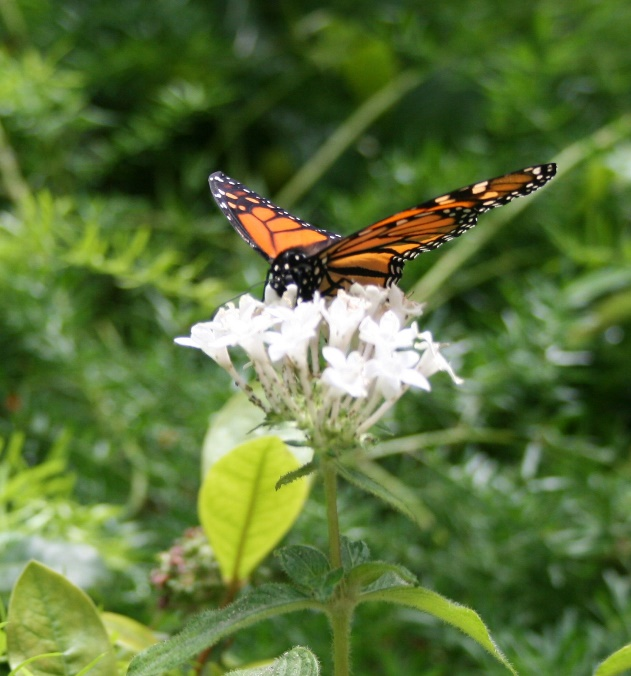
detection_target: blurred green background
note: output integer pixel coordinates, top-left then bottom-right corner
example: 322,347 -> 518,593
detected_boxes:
1,0 -> 631,673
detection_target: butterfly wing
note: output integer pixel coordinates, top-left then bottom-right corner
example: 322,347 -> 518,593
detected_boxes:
209,172 -> 341,262
316,163 -> 557,295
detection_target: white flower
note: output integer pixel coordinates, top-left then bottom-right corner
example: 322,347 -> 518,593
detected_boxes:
347,283 -> 389,316
264,301 -> 322,365
175,323 -> 232,368
416,331 -> 463,384
359,310 -> 418,353
322,290 -> 372,350
385,284 -> 425,322
178,295 -> 274,362
321,347 -> 368,398
176,284 -> 461,448
365,350 -> 430,398
265,283 -> 298,308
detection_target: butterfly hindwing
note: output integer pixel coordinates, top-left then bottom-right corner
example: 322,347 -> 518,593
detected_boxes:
209,172 -> 340,261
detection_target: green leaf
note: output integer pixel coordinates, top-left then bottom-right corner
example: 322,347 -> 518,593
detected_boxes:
594,643 -> 631,676
275,546 -> 330,590
340,538 -> 370,571
127,584 -> 322,676
335,462 -> 426,527
352,460 -> 435,529
6,561 -> 117,676
347,562 -> 417,589
198,436 -> 309,582
359,583 -> 516,675
226,646 -> 319,675
101,611 -> 160,654
275,546 -> 341,600
275,461 -> 317,490
319,569 -> 345,599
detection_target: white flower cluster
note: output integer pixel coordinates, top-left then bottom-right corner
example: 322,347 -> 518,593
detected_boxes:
176,284 -> 460,446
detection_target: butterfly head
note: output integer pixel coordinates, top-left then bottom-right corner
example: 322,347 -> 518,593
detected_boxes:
266,250 -> 325,301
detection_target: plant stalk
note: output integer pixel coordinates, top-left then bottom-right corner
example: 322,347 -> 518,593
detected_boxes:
322,460 -> 342,569
330,596 -> 352,676
322,458 -> 352,676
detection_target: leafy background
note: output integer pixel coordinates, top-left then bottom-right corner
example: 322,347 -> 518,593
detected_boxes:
1,0 -> 631,673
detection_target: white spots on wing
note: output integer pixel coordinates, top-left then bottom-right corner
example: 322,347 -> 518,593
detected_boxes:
471,181 -> 489,194
435,194 -> 455,205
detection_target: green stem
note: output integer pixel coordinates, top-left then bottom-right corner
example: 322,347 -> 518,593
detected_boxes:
322,460 -> 342,569
330,596 -> 353,676
322,459 -> 352,676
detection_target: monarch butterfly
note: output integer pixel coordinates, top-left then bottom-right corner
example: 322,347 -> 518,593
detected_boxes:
209,163 -> 556,301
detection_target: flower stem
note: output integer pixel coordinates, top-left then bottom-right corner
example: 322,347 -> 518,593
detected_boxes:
330,595 -> 352,676
322,459 -> 342,569
322,458 -> 352,676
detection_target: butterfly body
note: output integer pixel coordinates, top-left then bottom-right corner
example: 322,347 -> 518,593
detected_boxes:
267,249 -> 325,299
209,163 -> 556,300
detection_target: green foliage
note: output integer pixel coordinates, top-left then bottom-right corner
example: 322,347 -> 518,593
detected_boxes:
2,0 -> 631,672
0,432 -> 142,607
128,584 -> 319,675
198,436 -> 309,582
6,561 -> 117,676
595,644 -> 631,676
129,537 -> 518,676
226,646 -> 320,676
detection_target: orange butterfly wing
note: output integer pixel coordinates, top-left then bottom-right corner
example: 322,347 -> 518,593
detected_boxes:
209,172 -> 340,261
316,164 -> 557,295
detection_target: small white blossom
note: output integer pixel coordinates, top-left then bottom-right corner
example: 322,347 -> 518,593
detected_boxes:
185,295 -> 274,362
385,285 -> 425,322
322,291 -> 372,350
416,331 -> 463,384
322,347 -> 368,398
265,302 -> 322,365
174,324 -> 232,369
347,283 -> 389,314
365,350 -> 430,398
359,310 -> 418,353
264,283 -> 298,307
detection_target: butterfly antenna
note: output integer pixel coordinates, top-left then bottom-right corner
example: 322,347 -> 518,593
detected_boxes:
210,280 -> 266,317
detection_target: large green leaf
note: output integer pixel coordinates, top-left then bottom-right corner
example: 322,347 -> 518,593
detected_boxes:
127,584 -> 322,676
594,643 -> 631,676
199,436 -> 309,582
6,561 -> 117,676
359,582 -> 517,675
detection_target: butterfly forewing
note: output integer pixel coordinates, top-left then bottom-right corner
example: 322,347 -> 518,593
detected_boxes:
209,172 -> 340,261
318,164 -> 557,288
